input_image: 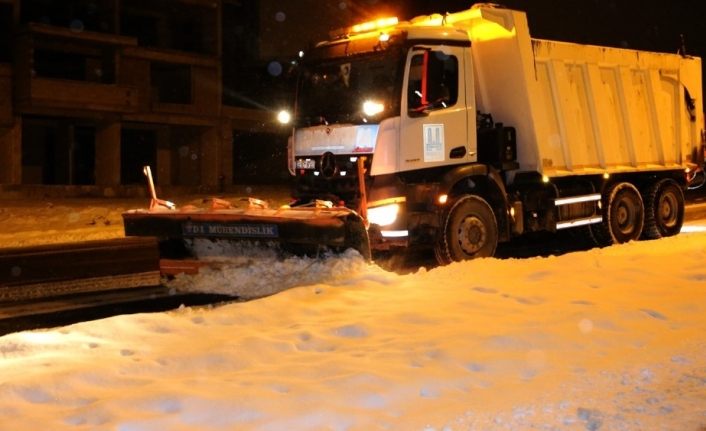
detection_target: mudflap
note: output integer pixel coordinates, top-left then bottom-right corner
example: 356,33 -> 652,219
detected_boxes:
122,206 -> 372,269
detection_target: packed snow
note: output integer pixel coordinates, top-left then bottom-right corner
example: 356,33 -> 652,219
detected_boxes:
1,196 -> 706,430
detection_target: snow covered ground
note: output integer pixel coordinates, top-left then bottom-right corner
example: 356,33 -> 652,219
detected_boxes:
1,196 -> 706,430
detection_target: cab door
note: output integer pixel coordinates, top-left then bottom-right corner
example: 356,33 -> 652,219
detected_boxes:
398,45 -> 472,173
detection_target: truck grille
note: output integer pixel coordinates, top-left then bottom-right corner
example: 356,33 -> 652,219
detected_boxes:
292,154 -> 372,209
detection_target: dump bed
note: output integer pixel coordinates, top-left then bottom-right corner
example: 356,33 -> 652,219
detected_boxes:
457,5 -> 704,178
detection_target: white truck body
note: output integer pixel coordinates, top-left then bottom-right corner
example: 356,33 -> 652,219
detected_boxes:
458,6 -> 703,177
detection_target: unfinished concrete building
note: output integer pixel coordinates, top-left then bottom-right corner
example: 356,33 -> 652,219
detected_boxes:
0,0 -> 304,196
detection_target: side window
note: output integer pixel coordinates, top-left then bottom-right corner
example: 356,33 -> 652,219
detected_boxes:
408,50 -> 458,113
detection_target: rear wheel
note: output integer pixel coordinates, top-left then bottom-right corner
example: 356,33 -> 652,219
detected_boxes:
591,182 -> 644,245
434,195 -> 498,265
641,179 -> 684,239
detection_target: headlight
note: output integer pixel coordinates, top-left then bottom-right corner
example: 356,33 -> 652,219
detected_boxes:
277,110 -> 291,124
362,100 -> 384,117
367,203 -> 399,227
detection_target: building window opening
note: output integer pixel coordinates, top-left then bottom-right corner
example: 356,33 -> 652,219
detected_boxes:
232,131 -> 290,185
21,118 -> 96,185
121,0 -> 216,55
121,129 -> 156,185
151,62 -> 192,104
33,45 -> 116,83
72,126 -> 96,185
34,49 -> 86,81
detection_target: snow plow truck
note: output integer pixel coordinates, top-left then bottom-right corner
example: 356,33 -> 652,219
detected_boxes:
123,4 -> 704,272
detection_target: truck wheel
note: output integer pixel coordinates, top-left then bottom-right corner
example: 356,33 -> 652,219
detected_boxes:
591,182 -> 644,245
435,195 -> 498,265
641,179 -> 684,239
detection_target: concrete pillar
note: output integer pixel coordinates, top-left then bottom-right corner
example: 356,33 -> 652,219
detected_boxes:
220,120 -> 233,188
0,117 -> 22,185
95,121 -> 121,186
199,126 -> 223,187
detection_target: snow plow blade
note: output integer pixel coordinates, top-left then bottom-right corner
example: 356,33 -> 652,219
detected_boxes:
122,204 -> 371,263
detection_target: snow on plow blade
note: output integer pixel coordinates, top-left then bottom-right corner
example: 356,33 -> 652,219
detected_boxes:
122,205 -> 371,262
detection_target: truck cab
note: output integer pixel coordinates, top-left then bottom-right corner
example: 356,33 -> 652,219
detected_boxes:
290,11 -> 514,259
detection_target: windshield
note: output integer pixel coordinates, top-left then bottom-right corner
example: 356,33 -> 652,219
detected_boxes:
296,47 -> 405,127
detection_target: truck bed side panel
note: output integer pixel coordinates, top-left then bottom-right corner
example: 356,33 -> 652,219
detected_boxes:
463,7 -> 703,178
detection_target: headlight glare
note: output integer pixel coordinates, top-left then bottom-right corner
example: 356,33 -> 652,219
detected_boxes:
367,203 -> 399,227
362,100 -> 385,117
277,110 -> 292,124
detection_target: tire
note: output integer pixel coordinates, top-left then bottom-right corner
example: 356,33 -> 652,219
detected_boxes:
434,195 -> 498,265
588,216 -> 613,247
641,179 -> 684,239
591,182 -> 644,245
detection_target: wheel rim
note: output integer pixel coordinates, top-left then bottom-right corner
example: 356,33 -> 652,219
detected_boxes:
457,216 -> 486,255
658,191 -> 678,228
615,199 -> 636,235
436,195 -> 498,265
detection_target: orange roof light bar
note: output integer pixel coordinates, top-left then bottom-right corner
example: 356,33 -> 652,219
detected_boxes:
351,17 -> 399,34
330,17 -> 399,39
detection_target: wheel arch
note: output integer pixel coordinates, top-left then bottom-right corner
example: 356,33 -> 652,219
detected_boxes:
599,170 -> 688,196
439,164 -> 511,242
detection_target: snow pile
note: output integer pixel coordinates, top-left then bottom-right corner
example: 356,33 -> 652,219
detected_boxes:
1,228 -> 706,430
168,241 -> 368,299
0,199 -> 129,247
